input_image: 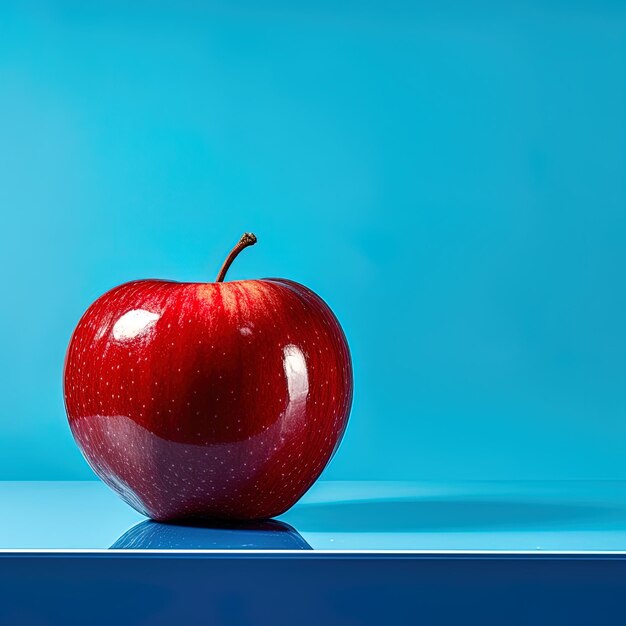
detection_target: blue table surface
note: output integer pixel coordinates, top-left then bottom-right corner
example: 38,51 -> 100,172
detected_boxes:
3,480 -> 626,552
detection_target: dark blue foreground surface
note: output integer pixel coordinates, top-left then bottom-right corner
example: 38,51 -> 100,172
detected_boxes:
1,554 -> 625,626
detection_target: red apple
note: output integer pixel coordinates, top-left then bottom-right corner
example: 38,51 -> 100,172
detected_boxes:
64,234 -> 352,521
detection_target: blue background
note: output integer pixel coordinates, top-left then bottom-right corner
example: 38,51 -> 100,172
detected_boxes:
0,0 -> 624,481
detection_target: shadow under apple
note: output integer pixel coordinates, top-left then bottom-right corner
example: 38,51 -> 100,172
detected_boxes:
281,498 -> 626,533
111,518 -> 312,550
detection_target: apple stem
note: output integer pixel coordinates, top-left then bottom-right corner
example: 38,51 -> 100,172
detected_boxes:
215,233 -> 258,282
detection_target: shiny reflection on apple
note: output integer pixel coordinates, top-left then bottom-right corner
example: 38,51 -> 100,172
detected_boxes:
111,518 -> 312,550
111,309 -> 160,341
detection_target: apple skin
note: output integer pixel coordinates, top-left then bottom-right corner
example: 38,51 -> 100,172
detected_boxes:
64,278 -> 352,521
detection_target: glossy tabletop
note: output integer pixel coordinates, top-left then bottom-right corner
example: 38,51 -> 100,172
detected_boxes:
3,480 -> 626,552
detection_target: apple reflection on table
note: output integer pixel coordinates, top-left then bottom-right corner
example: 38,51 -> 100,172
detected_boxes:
111,518 -> 312,550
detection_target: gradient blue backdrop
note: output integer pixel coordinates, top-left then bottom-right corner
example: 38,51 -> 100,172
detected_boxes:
0,0 -> 624,481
